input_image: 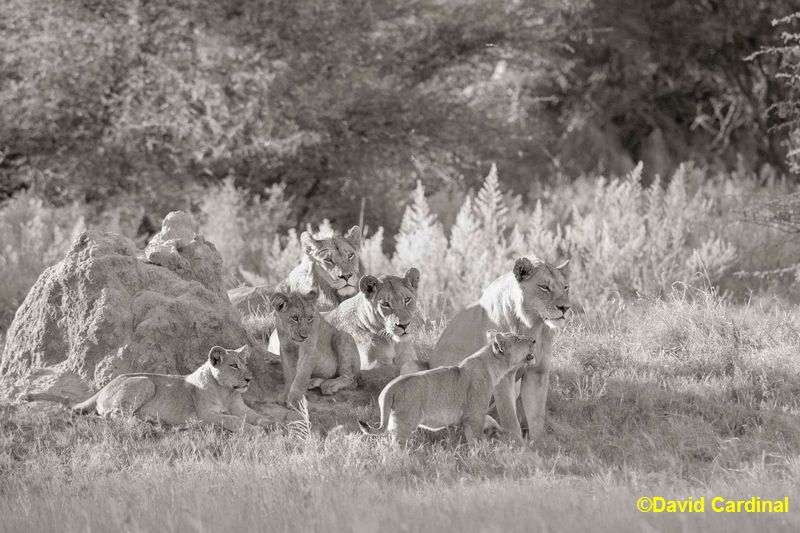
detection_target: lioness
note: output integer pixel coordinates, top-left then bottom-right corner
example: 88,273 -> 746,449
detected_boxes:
69,346 -> 273,432
359,331 -> 536,445
429,257 -> 569,445
227,226 -> 362,315
324,268 -> 422,371
268,290 -> 360,405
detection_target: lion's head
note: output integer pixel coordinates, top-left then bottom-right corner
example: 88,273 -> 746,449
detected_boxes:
300,226 -> 362,298
487,330 -> 537,367
512,257 -> 571,329
268,290 -> 319,343
358,268 -> 420,343
208,345 -> 254,392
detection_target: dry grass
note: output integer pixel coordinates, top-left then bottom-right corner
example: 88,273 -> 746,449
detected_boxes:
2,294 -> 800,531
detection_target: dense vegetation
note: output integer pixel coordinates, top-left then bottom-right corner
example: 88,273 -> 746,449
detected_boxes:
3,0 -> 800,235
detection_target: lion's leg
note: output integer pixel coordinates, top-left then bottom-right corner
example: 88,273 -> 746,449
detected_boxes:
199,412 -> 250,432
385,412 -> 414,447
308,378 -> 326,389
319,375 -> 356,395
281,348 -> 297,401
519,367 -> 550,442
287,344 -> 317,405
94,377 -> 156,418
494,374 -> 524,445
228,396 -> 274,429
391,423 -> 414,447
482,414 -> 502,433
463,416 -> 484,446
320,332 -> 359,395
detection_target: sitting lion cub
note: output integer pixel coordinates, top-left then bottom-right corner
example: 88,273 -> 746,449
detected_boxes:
359,331 -> 536,445
71,345 -> 273,432
269,290 -> 360,405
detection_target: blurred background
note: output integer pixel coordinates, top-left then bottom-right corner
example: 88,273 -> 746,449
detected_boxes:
4,0 -> 800,331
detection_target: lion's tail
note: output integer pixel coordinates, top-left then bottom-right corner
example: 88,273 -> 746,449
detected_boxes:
22,392 -> 74,406
358,386 -> 394,436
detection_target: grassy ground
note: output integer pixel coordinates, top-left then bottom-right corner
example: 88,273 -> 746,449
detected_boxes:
2,293 -> 800,532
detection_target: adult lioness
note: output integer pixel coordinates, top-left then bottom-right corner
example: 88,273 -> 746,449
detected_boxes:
359,331 -> 536,445
429,257 -> 569,445
227,226 -> 362,315
268,290 -> 360,405
324,268 -> 422,371
69,346 -> 272,432
285,226 -> 363,308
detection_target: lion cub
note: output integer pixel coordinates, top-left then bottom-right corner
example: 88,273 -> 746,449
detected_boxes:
359,331 -> 536,445
269,290 -> 360,405
70,346 -> 273,432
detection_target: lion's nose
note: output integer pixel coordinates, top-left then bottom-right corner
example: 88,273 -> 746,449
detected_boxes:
557,305 -> 571,315
397,322 -> 410,332
299,333 -> 309,340
340,273 -> 352,282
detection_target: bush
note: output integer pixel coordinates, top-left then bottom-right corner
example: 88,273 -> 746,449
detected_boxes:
0,193 -> 85,331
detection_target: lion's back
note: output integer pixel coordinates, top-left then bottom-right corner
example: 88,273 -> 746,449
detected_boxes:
429,303 -> 491,368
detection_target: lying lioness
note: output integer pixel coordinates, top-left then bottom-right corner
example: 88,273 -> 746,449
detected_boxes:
68,345 -> 273,432
359,331 -> 536,445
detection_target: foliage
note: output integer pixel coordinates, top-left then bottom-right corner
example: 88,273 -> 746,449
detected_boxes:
0,193 -> 85,331
2,0 -> 796,237
199,177 -> 294,279
0,163 -> 796,334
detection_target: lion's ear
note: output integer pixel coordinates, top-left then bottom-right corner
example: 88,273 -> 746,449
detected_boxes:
268,292 -> 289,313
556,259 -> 570,279
344,225 -> 362,249
300,231 -> 320,255
359,275 -> 380,299
236,345 -> 251,359
403,268 -> 420,290
208,346 -> 227,366
491,334 -> 505,355
513,257 -> 536,282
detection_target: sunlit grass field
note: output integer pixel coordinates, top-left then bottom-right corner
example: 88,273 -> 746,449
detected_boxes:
2,293 -> 800,532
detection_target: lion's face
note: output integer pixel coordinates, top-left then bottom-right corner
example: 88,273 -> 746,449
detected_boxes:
208,345 -> 254,392
269,290 -> 318,343
488,331 -> 537,367
512,257 -> 571,329
301,226 -> 361,297
359,268 -> 420,343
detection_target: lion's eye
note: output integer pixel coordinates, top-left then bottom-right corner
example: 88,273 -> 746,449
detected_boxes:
325,258 -> 335,266
307,316 -> 314,323
348,253 -> 355,260
404,296 -> 412,305
564,285 -> 569,292
380,301 -> 391,309
538,285 -> 551,292
229,363 -> 239,369
292,316 -> 299,322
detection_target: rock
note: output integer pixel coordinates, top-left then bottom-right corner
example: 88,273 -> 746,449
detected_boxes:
0,212 -> 277,410
144,211 -> 224,293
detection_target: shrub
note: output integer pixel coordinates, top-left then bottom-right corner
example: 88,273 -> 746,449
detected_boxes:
0,193 -> 85,331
